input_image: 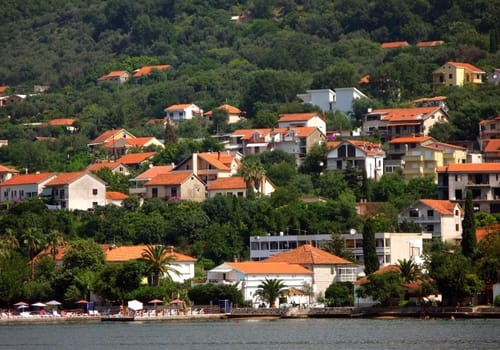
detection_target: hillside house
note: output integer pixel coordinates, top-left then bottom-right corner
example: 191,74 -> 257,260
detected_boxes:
144,171 -> 206,201
86,160 -> 131,176
206,175 -> 275,198
116,152 -> 156,171
44,171 -> 107,210
173,152 -> 242,184
132,65 -> 170,78
106,191 -> 129,206
433,62 -> 484,90
204,104 -> 245,125
278,112 -> 326,135
0,172 -> 57,202
381,41 -> 409,49
399,199 -> 462,242
0,165 -> 19,183
164,103 -> 202,122
326,139 -> 385,179
296,88 -> 368,115
129,165 -> 173,195
385,136 -> 435,173
97,70 -> 130,84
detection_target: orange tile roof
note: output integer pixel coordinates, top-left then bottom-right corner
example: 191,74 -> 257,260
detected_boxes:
371,106 -> 442,123
329,139 -> 384,156
353,265 -> 401,285
98,70 -> 129,81
197,153 -> 232,171
90,129 -> 127,144
0,165 -> 19,173
105,245 -> 196,262
226,261 -> 313,274
263,244 -> 352,265
0,86 -> 9,95
381,41 -> 409,49
437,163 -> 500,173
483,139 -> 500,153
207,176 -> 246,190
87,160 -> 125,172
133,65 -> 170,78
288,126 -> 318,137
33,242 -> 71,263
106,191 -> 129,200
232,127 -> 317,141
145,171 -> 193,186
359,75 -> 370,84
0,172 -> 57,186
45,171 -> 89,186
419,199 -> 457,215
164,103 -> 197,111
135,166 -> 173,180
448,62 -> 484,73
116,152 -> 156,165
416,41 -> 444,47
278,113 -> 321,122
48,118 -> 76,126
205,104 -> 242,116
476,224 -> 500,242
389,136 -> 434,144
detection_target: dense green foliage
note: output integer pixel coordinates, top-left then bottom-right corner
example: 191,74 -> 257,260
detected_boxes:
254,278 -> 288,308
461,190 -> 477,258
362,217 -> 379,275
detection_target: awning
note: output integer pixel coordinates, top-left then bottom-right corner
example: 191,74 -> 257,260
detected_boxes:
246,143 -> 268,147
210,268 -> 232,273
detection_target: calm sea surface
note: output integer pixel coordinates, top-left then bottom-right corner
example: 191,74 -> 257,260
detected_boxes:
0,318 -> 499,350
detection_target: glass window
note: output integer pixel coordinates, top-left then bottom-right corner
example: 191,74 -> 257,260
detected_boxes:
92,188 -> 98,195
427,210 -> 434,217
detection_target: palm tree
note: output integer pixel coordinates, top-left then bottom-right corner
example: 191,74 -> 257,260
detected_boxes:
396,258 -> 420,283
0,228 -> 19,259
46,229 -> 65,261
141,245 -> 179,286
240,159 -> 266,197
255,278 -> 288,308
23,227 -> 45,279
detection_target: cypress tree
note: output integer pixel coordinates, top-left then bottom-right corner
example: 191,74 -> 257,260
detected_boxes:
461,190 -> 477,258
362,217 -> 380,275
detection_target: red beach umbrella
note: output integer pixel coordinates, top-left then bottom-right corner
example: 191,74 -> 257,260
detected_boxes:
14,301 -> 29,306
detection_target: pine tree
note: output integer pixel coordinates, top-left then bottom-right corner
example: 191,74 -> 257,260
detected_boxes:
461,190 -> 477,258
362,217 -> 380,275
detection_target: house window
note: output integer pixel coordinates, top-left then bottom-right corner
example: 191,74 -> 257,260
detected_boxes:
92,189 -> 98,195
152,188 -> 158,198
455,210 -> 459,216
237,192 -> 244,197
345,240 -> 355,248
376,239 -> 384,247
427,210 -> 434,217
385,255 -> 391,263
355,239 -> 363,248
59,189 -> 65,199
171,187 -> 177,197
426,224 -> 434,232
92,202 -> 98,208
61,201 -> 66,209
455,189 -> 462,200
336,160 -> 342,169
456,224 -> 459,231
385,239 -> 390,247
409,209 -> 419,217
449,73 -> 453,79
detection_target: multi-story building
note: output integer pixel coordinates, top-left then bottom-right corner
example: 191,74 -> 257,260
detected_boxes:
326,139 -> 385,179
398,199 -> 462,242
363,106 -> 448,142
296,87 -> 368,115
432,61 -> 484,90
385,136 -> 434,173
437,163 -> 500,213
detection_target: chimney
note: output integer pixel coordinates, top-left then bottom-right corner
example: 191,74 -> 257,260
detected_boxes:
233,256 -> 240,263
169,245 -> 174,254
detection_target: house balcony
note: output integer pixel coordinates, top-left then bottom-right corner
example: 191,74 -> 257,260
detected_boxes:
129,187 -> 146,195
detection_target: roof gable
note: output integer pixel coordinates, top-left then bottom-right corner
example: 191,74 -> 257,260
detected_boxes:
134,165 -> 173,180
106,191 -> 129,200
207,176 -> 246,190
116,152 -> 156,165
418,199 -> 458,216
46,171 -> 104,187
448,61 -> 484,73
263,244 -> 352,265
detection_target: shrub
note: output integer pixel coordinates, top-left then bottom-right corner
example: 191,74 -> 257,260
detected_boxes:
494,295 -> 500,307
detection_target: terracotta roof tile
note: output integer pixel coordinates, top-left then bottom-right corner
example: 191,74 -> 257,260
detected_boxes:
205,104 -> 242,115
90,129 -> 127,144
48,118 -> 76,126
116,152 -> 156,165
133,65 -> 170,78
135,166 -> 173,180
164,103 -> 197,111
145,171 -> 193,186
278,113 -> 321,122
381,41 -> 409,49
105,245 -> 196,262
416,41 -> 444,47
207,176 -> 246,190
98,70 -> 129,81
448,62 -> 484,73
437,163 -> 500,173
371,107 -> 442,123
45,171 -> 89,186
419,199 -> 457,215
0,165 -> 19,173
389,136 -> 434,144
226,261 -> 313,274
106,191 -> 129,200
0,172 -> 57,186
476,224 -> 500,242
263,244 -> 352,265
87,160 -> 125,172
353,265 -> 401,285
483,139 -> 500,153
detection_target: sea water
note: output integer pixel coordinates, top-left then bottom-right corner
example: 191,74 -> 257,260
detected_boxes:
0,318 -> 499,350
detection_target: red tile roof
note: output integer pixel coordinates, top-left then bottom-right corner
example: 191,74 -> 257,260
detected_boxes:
278,113 -> 322,122
263,244 -> 352,265
448,62 -> 484,73
98,70 -> 129,81
207,176 -> 246,190
419,199 -> 457,216
48,118 -> 76,126
0,86 -> 9,95
0,172 -> 56,186
105,245 -> 196,262
86,160 -> 125,172
45,171 -> 89,186
389,136 -> 434,144
359,75 -> 370,84
164,103 -> 198,111
329,139 -> 384,156
226,261 -> 313,274
106,191 -> 129,200
116,152 -> 156,165
133,65 -> 170,78
416,41 -> 444,47
90,129 -> 129,145
483,139 -> 500,153
371,106 -> 442,123
381,41 -> 409,49
145,171 -> 193,186
414,96 -> 447,103
205,104 -> 242,116
437,163 -> 500,173
476,225 -> 500,242
0,165 -> 19,173
135,165 -> 173,180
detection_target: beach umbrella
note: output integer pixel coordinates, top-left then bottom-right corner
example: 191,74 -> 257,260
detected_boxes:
31,302 -> 47,307
127,299 -> 143,311
14,301 -> 29,306
46,300 -> 62,306
75,300 -> 89,304
169,299 -> 185,304
148,299 -> 163,304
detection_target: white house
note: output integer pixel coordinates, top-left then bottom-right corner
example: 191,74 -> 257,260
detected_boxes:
0,172 -> 58,202
297,88 -> 368,115
398,199 -> 463,243
0,164 -> 19,183
164,103 -> 203,122
277,112 -> 326,135
44,171 -> 107,210
263,245 -> 356,299
206,261 -> 313,307
326,139 -> 385,179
